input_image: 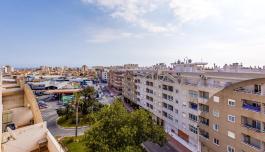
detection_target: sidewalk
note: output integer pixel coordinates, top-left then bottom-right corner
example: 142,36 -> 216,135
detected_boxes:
167,134 -> 192,152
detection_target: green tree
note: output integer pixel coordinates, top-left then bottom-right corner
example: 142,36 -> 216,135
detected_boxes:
84,99 -> 166,152
80,86 -> 96,115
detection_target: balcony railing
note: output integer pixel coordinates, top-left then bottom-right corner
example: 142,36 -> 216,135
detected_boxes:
242,103 -> 261,112
242,140 -> 261,150
241,123 -> 262,132
234,88 -> 262,96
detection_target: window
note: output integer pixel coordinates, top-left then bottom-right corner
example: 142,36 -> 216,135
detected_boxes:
162,84 -> 174,92
175,109 -> 178,114
168,114 -> 173,121
213,96 -> 219,103
176,100 -> 179,104
228,99 -> 236,107
162,111 -> 168,117
199,91 -> 209,99
213,138 -> 220,146
162,93 -> 173,101
227,145 -> 235,152
228,131 -> 236,139
163,102 -> 173,111
212,110 -> 220,117
146,81 -> 153,86
168,86 -> 173,92
163,102 -> 167,108
199,104 -> 209,113
146,88 -> 153,94
146,95 -> 153,102
189,90 -> 198,98
146,103 -> 153,109
189,125 -> 198,134
213,124 -> 219,131
189,102 -> 198,110
189,113 -> 198,122
168,105 -> 173,111
228,115 -> 236,123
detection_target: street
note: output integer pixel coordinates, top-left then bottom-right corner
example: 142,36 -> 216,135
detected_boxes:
41,101 -> 88,137
143,141 -> 179,152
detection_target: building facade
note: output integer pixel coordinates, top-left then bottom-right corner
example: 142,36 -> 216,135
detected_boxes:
122,60 -> 265,152
200,77 -> 265,152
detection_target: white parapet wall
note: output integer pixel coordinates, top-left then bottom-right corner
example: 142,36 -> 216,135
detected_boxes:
0,72 -> 3,152
1,122 -> 64,152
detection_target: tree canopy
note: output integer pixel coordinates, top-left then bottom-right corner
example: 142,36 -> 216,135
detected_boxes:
84,99 -> 166,152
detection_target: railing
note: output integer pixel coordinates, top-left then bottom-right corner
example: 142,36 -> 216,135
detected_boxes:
234,88 -> 262,96
241,123 -> 262,132
242,104 -> 261,112
242,140 -> 261,150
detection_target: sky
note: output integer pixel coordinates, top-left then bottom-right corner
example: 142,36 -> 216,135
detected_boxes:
1,0 -> 265,68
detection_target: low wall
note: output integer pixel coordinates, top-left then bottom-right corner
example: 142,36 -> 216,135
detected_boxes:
47,131 -> 65,152
2,123 -> 47,152
24,84 -> 43,123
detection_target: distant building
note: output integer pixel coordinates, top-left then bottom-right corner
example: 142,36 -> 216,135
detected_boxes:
101,69 -> 109,82
81,65 -> 88,73
2,65 -> 14,74
108,64 -> 138,94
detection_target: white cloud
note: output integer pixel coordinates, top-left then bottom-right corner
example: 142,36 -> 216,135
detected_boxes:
81,0 -> 221,32
169,0 -> 219,23
86,28 -> 140,43
81,0 -> 178,32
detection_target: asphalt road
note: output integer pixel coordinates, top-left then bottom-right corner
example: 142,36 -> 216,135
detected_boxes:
41,101 -> 88,137
143,142 -> 179,152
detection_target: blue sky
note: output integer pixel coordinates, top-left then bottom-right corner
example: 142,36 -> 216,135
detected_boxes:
1,0 -> 265,67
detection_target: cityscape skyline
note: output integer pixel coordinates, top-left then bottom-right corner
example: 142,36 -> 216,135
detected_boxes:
1,0 -> 265,67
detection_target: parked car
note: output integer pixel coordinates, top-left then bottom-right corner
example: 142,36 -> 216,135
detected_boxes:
38,100 -> 48,109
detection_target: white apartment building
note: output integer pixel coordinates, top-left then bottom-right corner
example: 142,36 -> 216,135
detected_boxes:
123,60 -> 265,152
102,69 -> 109,81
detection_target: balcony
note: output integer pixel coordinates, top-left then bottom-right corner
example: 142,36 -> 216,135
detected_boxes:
199,129 -> 209,140
241,116 -> 265,133
234,84 -> 263,96
199,104 -> 209,114
189,102 -> 198,111
198,98 -> 208,104
242,99 -> 261,112
242,134 -> 262,150
199,116 -> 209,126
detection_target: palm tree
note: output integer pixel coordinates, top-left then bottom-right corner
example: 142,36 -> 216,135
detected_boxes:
73,92 -> 81,137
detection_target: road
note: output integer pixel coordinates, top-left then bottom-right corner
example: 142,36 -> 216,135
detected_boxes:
98,96 -> 114,105
41,101 -> 88,137
143,142 -> 179,152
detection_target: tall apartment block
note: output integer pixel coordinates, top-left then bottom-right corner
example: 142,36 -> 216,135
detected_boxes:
122,60 -> 265,152
0,72 -> 63,152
